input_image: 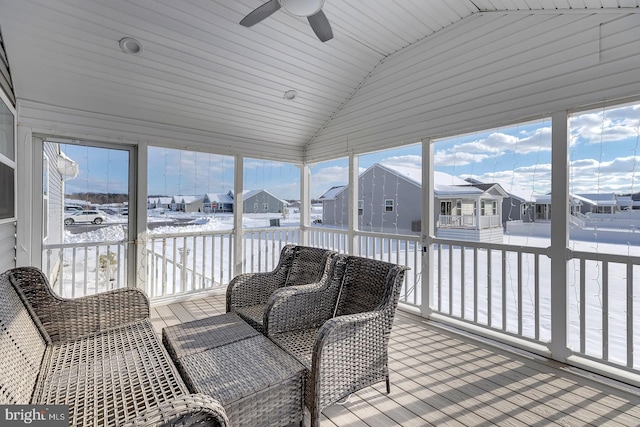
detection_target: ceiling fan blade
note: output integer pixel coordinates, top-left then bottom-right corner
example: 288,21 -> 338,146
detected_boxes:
240,0 -> 281,27
307,9 -> 333,42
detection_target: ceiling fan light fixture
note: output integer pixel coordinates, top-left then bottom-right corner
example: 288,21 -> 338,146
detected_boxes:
119,37 -> 143,55
278,0 -> 324,17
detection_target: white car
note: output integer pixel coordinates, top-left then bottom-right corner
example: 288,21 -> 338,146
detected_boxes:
64,210 -> 107,225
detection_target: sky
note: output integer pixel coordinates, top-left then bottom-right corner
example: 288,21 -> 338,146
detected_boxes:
61,102 -> 640,201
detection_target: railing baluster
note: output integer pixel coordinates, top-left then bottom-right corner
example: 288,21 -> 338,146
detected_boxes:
628,262 -> 634,369
602,261 -> 609,362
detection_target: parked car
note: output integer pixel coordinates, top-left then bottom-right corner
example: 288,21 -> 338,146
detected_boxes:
64,210 -> 107,225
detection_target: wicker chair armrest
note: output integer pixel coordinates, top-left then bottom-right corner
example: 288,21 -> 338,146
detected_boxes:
119,393 -> 229,427
311,310 -> 390,409
264,282 -> 336,334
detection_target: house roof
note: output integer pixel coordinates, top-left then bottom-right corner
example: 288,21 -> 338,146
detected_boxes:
242,189 -> 285,204
2,2 -> 637,163
320,186 -> 347,201
206,193 -> 234,204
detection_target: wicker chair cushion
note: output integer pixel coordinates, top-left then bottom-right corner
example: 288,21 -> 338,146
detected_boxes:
0,275 -> 48,405
334,257 -> 395,317
284,247 -> 332,287
34,320 -> 188,426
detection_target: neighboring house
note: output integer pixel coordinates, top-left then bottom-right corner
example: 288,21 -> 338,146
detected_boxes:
574,193 -> 619,214
321,163 -> 506,242
172,194 -> 208,212
205,192 -> 234,213
148,196 -> 173,210
319,186 -> 347,226
242,189 -> 286,214
43,143 -> 79,280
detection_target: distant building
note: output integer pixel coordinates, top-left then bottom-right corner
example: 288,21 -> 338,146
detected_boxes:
321,163 -> 506,242
172,195 -> 207,212
241,189 -> 286,214
205,192 -> 234,213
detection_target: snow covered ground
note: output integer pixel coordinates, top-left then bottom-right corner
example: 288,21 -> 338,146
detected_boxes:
57,209 -> 640,366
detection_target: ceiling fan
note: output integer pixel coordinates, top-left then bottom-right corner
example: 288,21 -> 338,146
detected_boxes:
240,0 -> 333,42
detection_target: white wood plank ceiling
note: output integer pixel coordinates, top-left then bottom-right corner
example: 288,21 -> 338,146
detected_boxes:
0,0 -> 638,160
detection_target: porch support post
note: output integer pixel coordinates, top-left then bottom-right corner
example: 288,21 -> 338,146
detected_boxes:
16,126 -> 35,267
233,154 -> 244,276
300,163 -> 310,246
421,138 -> 433,317
549,110 -> 570,362
134,141 -> 148,291
347,151 -> 358,255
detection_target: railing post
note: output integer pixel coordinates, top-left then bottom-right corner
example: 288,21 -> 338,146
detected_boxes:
347,151 -> 359,256
234,154 -> 244,276
421,138 -> 434,317
550,110 -> 570,362
300,163 -> 310,246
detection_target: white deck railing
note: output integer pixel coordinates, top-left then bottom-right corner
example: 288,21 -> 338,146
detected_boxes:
438,214 -> 501,229
146,230 -> 234,299
42,241 -> 129,298
43,226 -> 640,380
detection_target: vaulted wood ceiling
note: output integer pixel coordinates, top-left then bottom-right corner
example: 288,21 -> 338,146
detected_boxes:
0,0 -> 638,161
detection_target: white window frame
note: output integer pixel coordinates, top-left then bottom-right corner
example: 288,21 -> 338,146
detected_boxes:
263,203 -> 269,211
42,153 -> 49,241
0,87 -> 16,225
358,200 -> 364,216
384,199 -> 394,212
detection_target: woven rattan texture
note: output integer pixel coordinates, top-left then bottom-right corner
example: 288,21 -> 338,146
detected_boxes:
226,245 -> 336,331
266,256 -> 409,427
35,320 -> 188,426
7,266 -> 150,342
162,312 -> 260,359
178,335 -> 304,427
0,271 -> 47,404
1,267 -> 230,427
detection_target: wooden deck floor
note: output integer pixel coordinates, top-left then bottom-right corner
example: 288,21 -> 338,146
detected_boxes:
151,294 -> 640,426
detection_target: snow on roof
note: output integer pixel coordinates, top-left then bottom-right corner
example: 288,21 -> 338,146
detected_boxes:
320,185 -> 347,200
207,192 -> 234,203
377,163 -> 482,196
149,196 -> 173,204
175,195 -> 205,204
575,193 -> 618,206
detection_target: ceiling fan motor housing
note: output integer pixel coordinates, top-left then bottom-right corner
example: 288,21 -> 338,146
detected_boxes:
278,0 -> 324,17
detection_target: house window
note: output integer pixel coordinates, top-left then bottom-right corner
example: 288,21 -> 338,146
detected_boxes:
385,199 -> 394,212
521,204 -> 527,217
358,200 -> 363,216
253,202 -> 258,212
263,203 -> 269,211
0,92 -> 15,221
492,201 -> 498,215
480,200 -> 486,216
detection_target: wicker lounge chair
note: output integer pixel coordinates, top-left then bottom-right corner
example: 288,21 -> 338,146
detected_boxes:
265,255 -> 409,427
0,266 -> 229,427
226,244 -> 336,333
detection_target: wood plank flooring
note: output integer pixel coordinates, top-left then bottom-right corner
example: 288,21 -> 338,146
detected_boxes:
151,294 -> 640,427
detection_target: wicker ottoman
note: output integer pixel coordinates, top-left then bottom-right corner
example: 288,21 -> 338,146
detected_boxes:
163,313 -> 305,427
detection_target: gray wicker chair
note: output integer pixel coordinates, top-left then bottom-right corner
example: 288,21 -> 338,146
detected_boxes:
226,244 -> 336,333
265,255 -> 409,427
0,266 -> 229,427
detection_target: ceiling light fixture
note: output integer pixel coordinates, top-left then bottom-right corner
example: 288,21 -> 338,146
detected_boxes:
279,0 -> 324,17
119,37 -> 143,55
283,89 -> 297,100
